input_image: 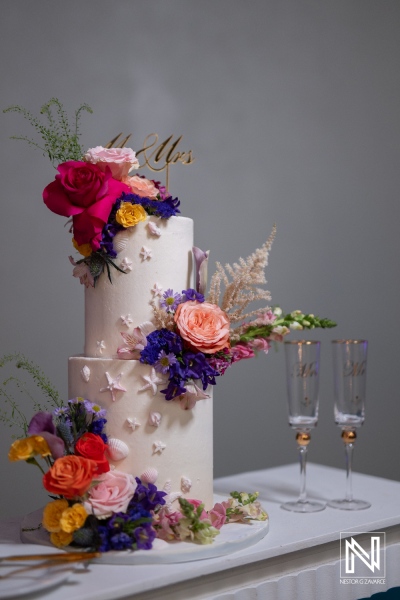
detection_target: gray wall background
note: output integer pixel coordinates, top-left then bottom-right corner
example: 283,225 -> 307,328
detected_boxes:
1,0 -> 399,518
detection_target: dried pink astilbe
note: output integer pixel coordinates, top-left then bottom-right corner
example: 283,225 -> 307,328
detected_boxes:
207,226 -> 276,329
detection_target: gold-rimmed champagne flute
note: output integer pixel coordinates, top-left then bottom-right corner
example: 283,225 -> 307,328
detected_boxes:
328,339 -> 370,510
281,340 -> 326,513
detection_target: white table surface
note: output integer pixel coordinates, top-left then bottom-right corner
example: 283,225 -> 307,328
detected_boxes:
1,463 -> 400,600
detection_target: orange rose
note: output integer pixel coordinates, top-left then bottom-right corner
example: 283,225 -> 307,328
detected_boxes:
174,301 -> 230,354
43,455 -> 98,499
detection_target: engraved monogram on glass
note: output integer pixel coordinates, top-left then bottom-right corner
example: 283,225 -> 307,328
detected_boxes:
329,340 -> 370,511
281,341 -> 325,513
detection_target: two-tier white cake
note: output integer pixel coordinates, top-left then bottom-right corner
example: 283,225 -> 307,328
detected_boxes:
68,216 -> 214,508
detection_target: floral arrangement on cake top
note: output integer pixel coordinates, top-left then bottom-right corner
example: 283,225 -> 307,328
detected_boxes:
4,98 -> 180,285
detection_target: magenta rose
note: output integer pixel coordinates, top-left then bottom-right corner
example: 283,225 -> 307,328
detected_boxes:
43,161 -> 129,250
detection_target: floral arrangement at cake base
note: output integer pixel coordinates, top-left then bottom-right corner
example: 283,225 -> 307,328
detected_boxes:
7,392 -> 267,552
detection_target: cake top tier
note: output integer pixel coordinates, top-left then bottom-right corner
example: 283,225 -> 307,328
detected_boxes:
84,215 -> 194,358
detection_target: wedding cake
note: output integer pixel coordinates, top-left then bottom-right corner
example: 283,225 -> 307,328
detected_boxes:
5,98 -> 334,551
67,213 -> 214,508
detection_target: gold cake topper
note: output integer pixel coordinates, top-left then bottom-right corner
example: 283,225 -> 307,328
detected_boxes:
105,133 -> 194,191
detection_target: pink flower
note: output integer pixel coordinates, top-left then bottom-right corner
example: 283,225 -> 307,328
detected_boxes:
209,501 -> 228,530
154,508 -> 182,541
174,301 -> 230,354
186,499 -> 208,521
117,322 -> 154,359
249,337 -> 271,354
230,343 -> 255,363
43,161 -> 129,250
257,310 -> 276,325
84,470 -> 136,518
69,256 -> 94,287
84,146 -> 139,180
123,175 -> 159,199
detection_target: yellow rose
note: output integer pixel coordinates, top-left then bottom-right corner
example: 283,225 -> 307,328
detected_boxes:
42,499 -> 69,533
50,530 -> 74,548
8,436 -> 51,462
72,238 -> 92,257
116,203 -> 147,228
60,503 -> 88,533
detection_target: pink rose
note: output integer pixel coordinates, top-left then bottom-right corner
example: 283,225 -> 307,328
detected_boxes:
230,343 -> 255,363
123,175 -> 159,199
43,161 -> 129,250
209,501 -> 228,530
174,301 -> 230,354
84,146 -> 139,180
84,470 -> 136,518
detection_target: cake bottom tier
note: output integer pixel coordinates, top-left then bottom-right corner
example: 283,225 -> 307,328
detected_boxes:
68,356 -> 214,509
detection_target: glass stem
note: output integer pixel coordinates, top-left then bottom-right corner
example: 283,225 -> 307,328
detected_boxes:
298,444 -> 308,503
344,442 -> 354,502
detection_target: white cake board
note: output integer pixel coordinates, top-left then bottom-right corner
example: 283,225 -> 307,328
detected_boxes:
20,497 -> 269,565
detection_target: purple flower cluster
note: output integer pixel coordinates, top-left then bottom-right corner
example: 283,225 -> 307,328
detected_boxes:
53,399 -> 108,452
97,507 -> 155,552
94,478 -> 166,552
140,327 -> 219,401
127,193 -> 180,219
182,288 -> 205,303
131,478 -> 167,511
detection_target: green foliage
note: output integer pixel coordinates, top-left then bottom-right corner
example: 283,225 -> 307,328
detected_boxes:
3,98 -> 93,166
0,353 -> 62,437
238,310 -> 337,344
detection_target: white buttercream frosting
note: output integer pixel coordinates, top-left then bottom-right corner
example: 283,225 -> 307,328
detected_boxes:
84,216 -> 194,358
68,357 -> 214,508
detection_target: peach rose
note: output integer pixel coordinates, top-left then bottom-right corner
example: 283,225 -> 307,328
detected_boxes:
123,175 -> 159,199
174,301 -> 230,354
43,455 -> 98,499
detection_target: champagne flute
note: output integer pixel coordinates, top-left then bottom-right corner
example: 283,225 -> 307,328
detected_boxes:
328,339 -> 370,510
281,340 -> 326,513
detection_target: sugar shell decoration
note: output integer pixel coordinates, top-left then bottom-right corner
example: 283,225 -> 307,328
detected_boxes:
140,468 -> 158,485
113,231 -> 129,254
107,438 -> 129,461
148,412 -> 162,427
80,365 -> 91,382
147,221 -> 161,237
181,476 -> 192,493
